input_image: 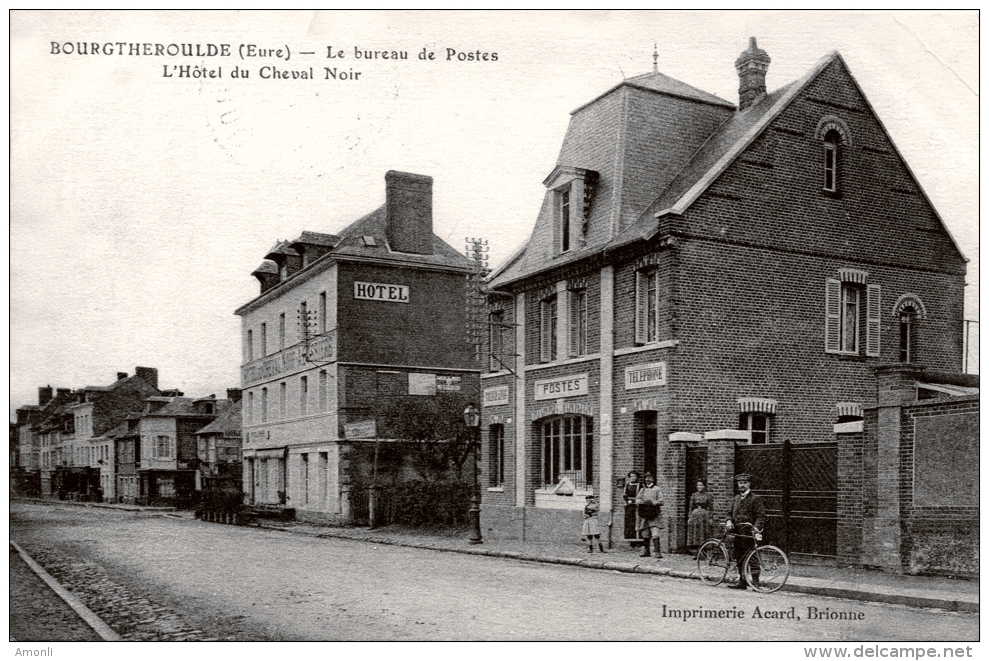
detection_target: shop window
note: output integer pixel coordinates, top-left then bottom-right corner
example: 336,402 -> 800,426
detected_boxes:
489,424 -> 505,488
540,415 -> 593,490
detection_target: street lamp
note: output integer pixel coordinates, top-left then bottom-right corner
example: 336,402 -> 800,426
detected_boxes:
463,403 -> 483,545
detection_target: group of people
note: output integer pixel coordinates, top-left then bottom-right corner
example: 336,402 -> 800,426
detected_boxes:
582,470 -> 766,588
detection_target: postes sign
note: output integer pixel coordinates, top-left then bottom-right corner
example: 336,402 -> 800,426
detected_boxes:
533,374 -> 588,401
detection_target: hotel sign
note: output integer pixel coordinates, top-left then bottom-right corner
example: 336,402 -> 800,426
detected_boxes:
354,281 -> 409,303
534,374 -> 588,401
483,385 -> 510,407
625,361 -> 667,390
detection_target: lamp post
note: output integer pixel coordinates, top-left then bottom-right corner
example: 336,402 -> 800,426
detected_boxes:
463,403 -> 483,544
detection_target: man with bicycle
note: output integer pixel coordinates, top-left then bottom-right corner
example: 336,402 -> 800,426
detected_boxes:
725,473 -> 766,590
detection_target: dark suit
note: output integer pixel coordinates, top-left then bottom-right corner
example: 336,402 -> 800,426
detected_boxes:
728,491 -> 766,584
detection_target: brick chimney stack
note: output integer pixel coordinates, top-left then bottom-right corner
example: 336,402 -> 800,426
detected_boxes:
385,171 -> 434,255
735,37 -> 771,111
135,366 -> 159,389
38,385 -> 53,406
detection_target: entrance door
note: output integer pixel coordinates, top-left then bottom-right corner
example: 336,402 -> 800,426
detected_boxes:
684,445 -> 708,533
638,412 -> 658,478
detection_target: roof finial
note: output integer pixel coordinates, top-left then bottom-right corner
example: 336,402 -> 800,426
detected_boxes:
652,43 -> 658,73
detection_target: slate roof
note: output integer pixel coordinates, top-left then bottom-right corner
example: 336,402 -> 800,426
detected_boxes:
195,403 -> 242,436
143,397 -> 232,418
327,205 -> 468,268
492,52 -> 872,288
489,49 -> 969,290
573,70 -> 735,114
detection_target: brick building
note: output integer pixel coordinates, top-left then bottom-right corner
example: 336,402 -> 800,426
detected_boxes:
236,171 -> 479,524
478,39 -> 970,564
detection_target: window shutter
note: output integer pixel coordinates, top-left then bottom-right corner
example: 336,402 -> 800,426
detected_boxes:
866,283 -> 881,357
540,300 -> 551,362
635,271 -> 646,344
825,278 -> 842,353
568,291 -> 579,357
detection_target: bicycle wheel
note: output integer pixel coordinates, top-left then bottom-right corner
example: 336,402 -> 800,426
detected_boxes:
744,545 -> 789,593
696,541 -> 730,586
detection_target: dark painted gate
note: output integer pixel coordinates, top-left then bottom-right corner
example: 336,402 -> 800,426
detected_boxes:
734,440 -> 837,557
684,445 -> 708,535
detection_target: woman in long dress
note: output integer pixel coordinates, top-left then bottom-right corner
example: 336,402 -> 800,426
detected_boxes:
622,471 -> 641,547
686,479 -> 714,550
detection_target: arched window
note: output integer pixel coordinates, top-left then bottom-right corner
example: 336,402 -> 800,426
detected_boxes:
899,306 -> 919,363
815,115 -> 851,194
823,129 -> 841,192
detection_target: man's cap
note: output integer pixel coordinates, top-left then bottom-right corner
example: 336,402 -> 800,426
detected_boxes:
734,473 -> 752,482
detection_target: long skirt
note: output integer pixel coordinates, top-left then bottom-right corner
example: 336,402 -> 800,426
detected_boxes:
623,504 -> 638,540
687,508 -> 712,547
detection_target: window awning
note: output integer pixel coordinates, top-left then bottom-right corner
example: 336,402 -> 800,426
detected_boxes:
916,382 -> 980,397
737,397 -> 777,414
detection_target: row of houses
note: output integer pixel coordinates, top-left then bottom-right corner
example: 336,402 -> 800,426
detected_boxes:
11,367 -> 242,505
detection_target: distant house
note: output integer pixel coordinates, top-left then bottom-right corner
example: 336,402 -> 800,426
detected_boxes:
133,394 -> 233,505
194,390 -> 244,490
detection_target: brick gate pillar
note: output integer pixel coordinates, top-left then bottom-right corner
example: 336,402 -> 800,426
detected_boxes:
703,429 -> 747,527
868,365 -> 922,572
835,421 -> 864,567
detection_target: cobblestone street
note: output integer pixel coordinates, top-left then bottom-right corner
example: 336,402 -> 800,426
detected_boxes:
10,502 -> 979,641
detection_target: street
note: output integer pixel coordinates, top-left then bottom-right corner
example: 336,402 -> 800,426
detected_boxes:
9,502 -> 978,641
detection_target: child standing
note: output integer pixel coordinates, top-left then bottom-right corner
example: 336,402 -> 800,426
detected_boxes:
582,494 -> 606,553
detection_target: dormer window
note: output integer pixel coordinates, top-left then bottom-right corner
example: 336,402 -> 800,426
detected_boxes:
543,166 -> 598,256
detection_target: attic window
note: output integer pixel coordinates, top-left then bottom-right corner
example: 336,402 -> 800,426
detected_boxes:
558,187 -> 571,253
362,235 -> 377,247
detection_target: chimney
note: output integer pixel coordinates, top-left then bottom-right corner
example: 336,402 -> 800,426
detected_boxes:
735,37 -> 771,111
226,388 -> 243,403
385,171 -> 434,255
117,372 -> 128,381
56,388 -> 72,400
135,366 -> 159,389
38,386 -> 53,406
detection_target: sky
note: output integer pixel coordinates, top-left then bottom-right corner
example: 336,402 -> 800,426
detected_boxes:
9,10 -> 979,419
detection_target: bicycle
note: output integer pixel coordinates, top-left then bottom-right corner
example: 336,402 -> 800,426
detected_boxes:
696,522 -> 789,593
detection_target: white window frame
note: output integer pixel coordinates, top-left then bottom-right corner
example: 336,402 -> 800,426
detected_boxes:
740,413 -> 771,445
489,311 -> 505,372
540,415 -> 593,490
154,434 -> 173,459
824,140 -> 837,192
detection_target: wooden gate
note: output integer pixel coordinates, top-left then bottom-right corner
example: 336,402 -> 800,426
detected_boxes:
734,440 -> 837,558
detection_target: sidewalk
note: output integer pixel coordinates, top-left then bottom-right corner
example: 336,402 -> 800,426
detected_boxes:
253,519 -> 979,614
